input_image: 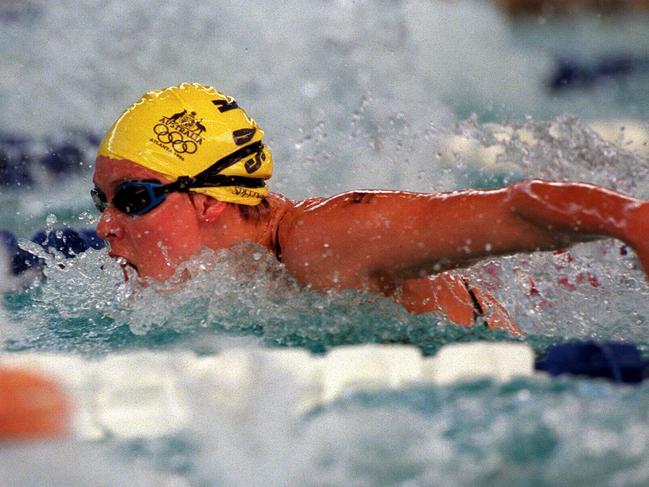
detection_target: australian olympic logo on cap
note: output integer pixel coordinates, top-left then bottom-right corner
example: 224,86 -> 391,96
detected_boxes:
150,109 -> 206,160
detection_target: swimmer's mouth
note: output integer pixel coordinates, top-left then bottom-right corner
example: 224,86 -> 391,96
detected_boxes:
114,256 -> 138,281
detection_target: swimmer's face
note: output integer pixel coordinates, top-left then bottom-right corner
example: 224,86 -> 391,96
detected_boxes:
93,156 -> 206,281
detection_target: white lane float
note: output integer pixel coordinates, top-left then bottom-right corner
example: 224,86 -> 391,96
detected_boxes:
428,342 -> 535,385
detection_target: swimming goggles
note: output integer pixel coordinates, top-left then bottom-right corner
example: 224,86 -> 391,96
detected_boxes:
92,179 -> 187,216
91,142 -> 266,217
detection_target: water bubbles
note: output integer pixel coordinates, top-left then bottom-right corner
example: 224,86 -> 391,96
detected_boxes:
3,239 -> 504,356
157,241 -> 173,267
17,238 -> 49,261
436,115 -> 649,196
77,211 -> 97,225
301,81 -> 321,99
45,213 -> 57,229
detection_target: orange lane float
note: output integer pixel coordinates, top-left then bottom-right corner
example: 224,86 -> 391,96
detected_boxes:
0,368 -> 69,440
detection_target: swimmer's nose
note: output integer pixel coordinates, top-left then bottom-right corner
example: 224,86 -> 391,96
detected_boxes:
96,208 -> 125,241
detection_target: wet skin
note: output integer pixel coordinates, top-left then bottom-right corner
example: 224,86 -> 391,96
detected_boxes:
95,159 -> 207,280
94,156 -> 649,335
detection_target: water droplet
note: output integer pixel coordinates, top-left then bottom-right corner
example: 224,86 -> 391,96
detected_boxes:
46,213 -> 58,228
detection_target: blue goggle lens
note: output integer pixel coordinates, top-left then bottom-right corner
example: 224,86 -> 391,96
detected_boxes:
91,180 -> 169,217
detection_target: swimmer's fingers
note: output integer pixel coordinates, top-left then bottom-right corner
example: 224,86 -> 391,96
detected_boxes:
622,202 -> 649,279
466,284 -> 524,337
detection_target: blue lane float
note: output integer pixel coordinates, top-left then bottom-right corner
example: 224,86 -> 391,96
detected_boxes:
0,132 -> 34,187
547,55 -> 649,92
0,228 -> 105,275
0,230 -> 42,275
0,131 -> 99,188
536,341 -> 646,383
39,144 -> 86,176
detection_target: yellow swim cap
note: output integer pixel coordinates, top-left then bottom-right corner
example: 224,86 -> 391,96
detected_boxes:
98,83 -> 272,206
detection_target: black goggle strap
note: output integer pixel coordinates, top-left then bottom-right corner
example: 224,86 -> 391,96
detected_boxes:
167,141 -> 266,192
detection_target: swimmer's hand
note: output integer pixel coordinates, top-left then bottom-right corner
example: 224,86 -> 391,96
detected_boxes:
625,201 -> 649,277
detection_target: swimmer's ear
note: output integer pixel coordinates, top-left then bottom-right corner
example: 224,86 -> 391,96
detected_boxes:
190,193 -> 227,223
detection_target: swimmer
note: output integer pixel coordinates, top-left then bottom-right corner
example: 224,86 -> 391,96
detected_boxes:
92,83 -> 649,335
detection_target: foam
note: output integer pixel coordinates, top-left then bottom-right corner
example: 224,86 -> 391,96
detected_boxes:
438,119 -> 649,174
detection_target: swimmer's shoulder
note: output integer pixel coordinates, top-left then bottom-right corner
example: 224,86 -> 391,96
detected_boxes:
268,194 -> 325,252
274,189 -> 426,238
262,193 -> 316,258
272,188 -> 443,244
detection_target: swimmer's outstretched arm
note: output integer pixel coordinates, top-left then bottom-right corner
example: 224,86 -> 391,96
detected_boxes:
278,180 -> 648,292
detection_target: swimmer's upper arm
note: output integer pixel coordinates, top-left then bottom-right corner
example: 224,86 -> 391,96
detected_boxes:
277,190 -> 480,292
277,188 -> 561,292
278,192 -> 390,290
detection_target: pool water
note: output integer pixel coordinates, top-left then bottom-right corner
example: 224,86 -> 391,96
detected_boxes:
3,0 -> 649,485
